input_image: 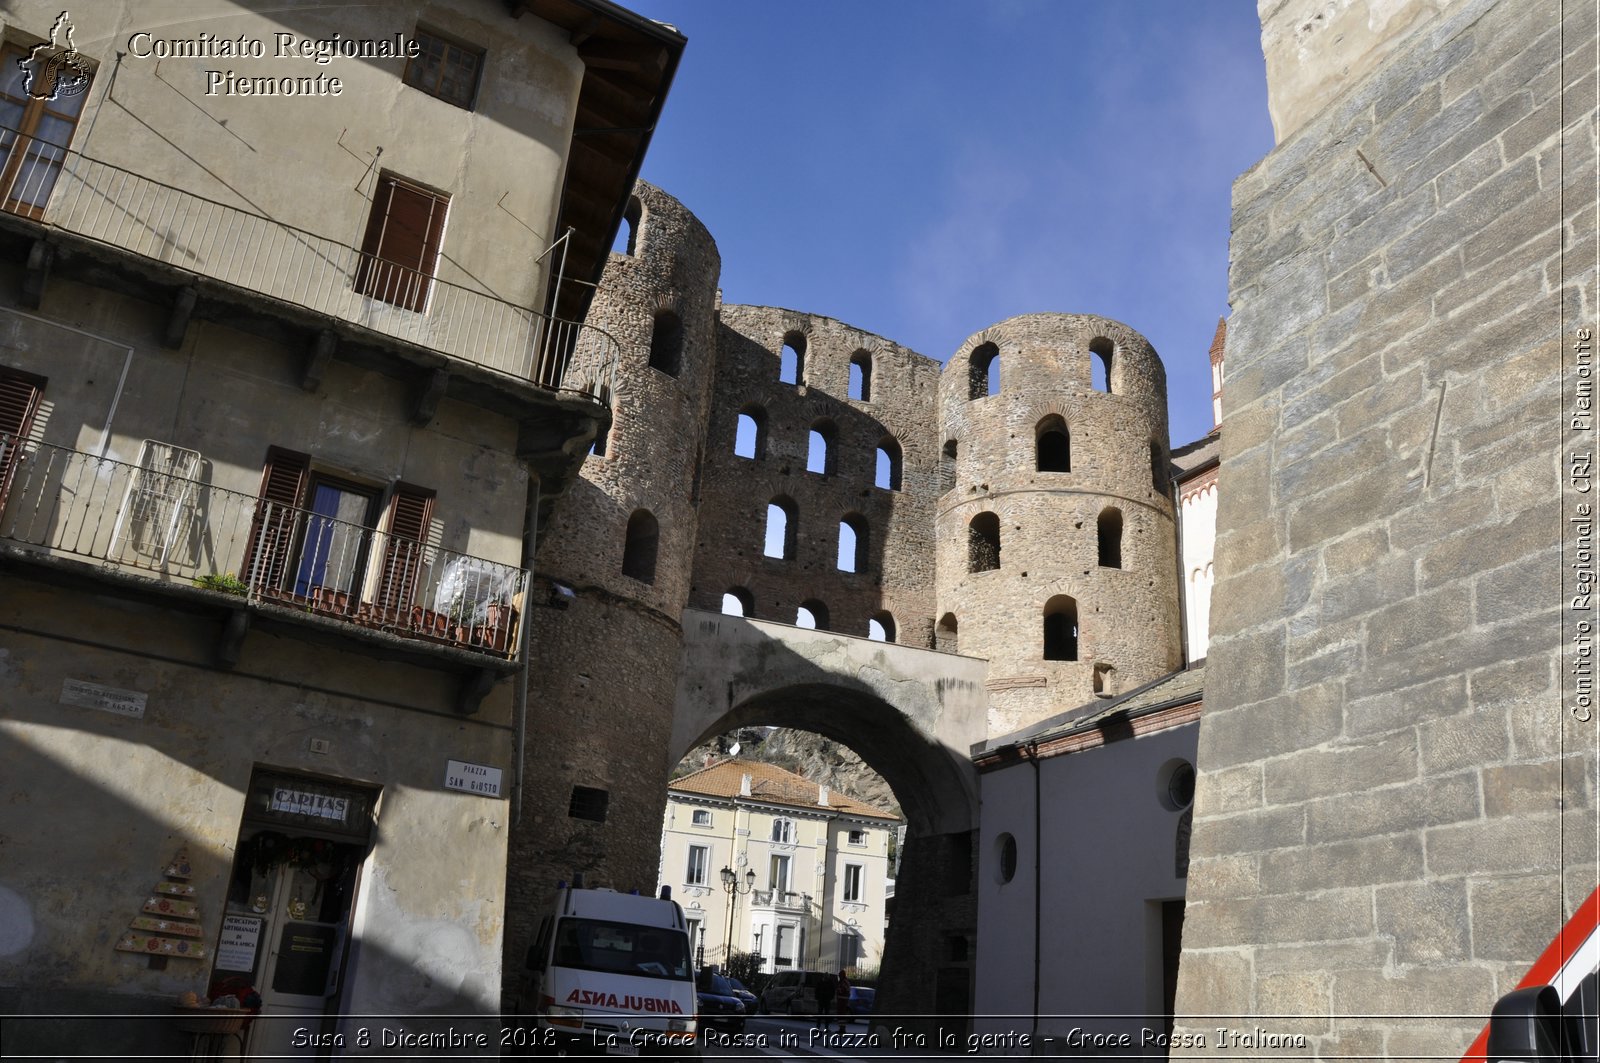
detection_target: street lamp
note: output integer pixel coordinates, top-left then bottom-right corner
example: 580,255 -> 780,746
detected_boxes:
719,865 -> 756,969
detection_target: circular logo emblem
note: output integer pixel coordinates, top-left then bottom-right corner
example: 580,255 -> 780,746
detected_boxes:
31,50 -> 91,99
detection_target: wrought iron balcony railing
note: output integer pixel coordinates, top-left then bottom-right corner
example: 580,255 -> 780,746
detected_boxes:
0,437 -> 528,658
0,129 -> 617,401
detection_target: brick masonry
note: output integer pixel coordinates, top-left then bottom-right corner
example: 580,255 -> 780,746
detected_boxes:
1173,0 -> 1597,1054
689,305 -> 941,646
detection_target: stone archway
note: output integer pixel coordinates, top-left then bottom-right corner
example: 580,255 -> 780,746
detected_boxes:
672,609 -> 987,1037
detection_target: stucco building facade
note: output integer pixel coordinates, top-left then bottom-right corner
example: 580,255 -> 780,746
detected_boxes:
659,759 -> 897,978
0,1 -> 679,1055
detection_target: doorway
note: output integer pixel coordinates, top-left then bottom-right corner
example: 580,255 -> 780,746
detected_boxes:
209,769 -> 376,1057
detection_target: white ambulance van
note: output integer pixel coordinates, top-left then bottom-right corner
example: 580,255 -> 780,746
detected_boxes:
510,883 -> 699,1057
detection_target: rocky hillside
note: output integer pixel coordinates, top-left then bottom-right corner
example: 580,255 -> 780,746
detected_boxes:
675,727 -> 902,819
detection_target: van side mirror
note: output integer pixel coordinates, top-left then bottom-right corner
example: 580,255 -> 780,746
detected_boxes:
1486,984 -> 1563,1061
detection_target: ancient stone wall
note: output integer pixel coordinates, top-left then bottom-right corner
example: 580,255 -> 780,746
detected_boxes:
688,307 -> 941,647
1175,0 -> 1596,1054
1258,0 -> 1464,141
936,314 -> 1183,735
504,182 -> 722,994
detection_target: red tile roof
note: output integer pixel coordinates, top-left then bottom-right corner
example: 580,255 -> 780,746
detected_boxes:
669,758 -> 899,821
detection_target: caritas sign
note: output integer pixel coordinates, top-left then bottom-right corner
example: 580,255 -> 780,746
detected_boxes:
270,787 -> 350,822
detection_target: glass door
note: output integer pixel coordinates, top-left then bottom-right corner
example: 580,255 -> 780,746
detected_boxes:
214,831 -> 363,1057
210,770 -> 375,1057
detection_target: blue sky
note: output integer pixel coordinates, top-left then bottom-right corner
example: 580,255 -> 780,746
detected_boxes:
617,1 -> 1275,448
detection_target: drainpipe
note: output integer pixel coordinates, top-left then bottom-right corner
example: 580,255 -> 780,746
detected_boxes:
1027,739 -> 1041,1039
512,476 -> 540,825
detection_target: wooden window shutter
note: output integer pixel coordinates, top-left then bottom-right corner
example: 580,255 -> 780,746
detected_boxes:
376,482 -> 435,610
242,446 -> 309,593
354,175 -> 448,312
0,368 -> 45,512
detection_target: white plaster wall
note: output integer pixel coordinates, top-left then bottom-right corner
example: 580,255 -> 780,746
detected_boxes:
1180,480 -> 1218,661
974,723 -> 1199,1051
972,762 -> 1038,1044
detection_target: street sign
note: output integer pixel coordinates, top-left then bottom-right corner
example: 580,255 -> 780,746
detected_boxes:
444,759 -> 503,798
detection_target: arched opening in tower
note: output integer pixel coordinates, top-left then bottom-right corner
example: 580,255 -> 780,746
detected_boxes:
968,512 -> 1001,573
1035,416 -> 1070,472
1043,595 -> 1079,661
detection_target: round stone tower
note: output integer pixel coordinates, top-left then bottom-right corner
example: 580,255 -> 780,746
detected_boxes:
936,313 -> 1182,736
505,182 -> 720,977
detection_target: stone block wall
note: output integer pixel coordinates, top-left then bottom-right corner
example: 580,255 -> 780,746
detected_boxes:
688,306 -> 941,646
936,314 -> 1182,734
1174,0 -> 1596,1054
1258,0 -> 1465,141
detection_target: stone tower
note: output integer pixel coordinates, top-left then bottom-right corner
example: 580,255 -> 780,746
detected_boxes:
504,182 -> 722,979
937,313 -> 1183,735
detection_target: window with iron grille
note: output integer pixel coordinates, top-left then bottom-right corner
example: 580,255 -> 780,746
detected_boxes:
354,173 -> 449,312
569,785 -> 609,823
402,28 -> 483,109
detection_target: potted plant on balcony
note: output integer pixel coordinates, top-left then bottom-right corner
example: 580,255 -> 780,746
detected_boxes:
194,573 -> 248,596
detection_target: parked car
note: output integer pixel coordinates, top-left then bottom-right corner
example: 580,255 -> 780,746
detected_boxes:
696,970 -> 746,1033
724,975 -> 759,1014
758,970 -> 831,1016
846,985 -> 876,1017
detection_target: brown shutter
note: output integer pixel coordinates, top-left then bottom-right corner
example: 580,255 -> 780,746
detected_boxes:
376,482 -> 434,611
354,175 -> 447,311
0,368 -> 44,512
242,446 -> 309,595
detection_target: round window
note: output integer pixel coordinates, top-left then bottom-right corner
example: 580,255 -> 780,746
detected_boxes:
1161,760 -> 1196,811
994,832 -> 1018,884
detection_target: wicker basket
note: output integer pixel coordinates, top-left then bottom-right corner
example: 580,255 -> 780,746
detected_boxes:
172,1004 -> 252,1035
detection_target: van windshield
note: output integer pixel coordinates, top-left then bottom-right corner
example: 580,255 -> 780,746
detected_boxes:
553,918 -> 692,981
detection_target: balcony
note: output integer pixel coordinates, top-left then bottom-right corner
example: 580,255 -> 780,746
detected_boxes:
0,130 -> 618,401
0,437 -> 528,662
753,890 -> 812,913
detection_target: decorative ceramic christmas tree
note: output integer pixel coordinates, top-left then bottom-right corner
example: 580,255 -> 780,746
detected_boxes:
115,846 -> 208,961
